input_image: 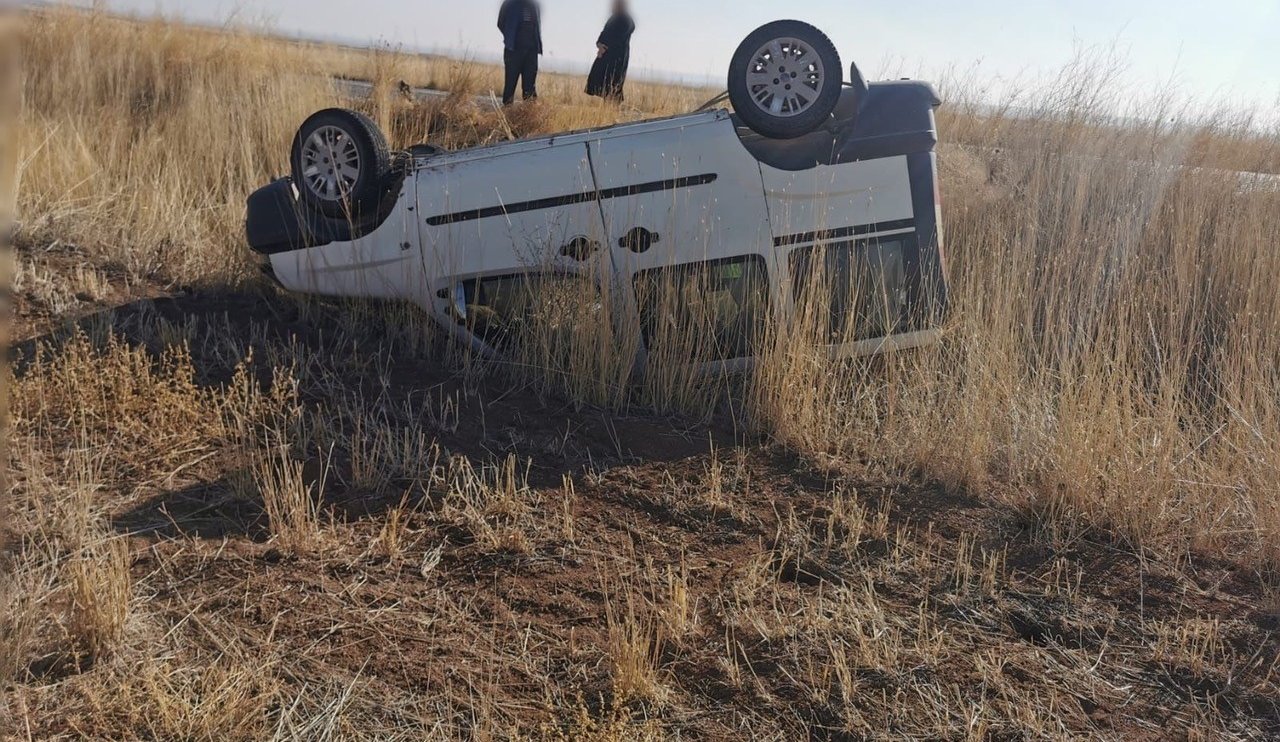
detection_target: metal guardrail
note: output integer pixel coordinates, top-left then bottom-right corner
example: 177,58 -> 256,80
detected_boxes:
333,78 -> 498,108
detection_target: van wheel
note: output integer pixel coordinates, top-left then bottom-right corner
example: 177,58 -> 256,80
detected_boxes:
290,108 -> 392,218
727,21 -> 843,139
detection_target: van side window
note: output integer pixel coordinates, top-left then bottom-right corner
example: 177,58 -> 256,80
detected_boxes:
455,273 -> 604,351
789,236 -> 908,342
633,255 -> 769,362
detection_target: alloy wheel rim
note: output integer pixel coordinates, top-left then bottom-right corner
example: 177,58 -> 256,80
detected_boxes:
300,125 -> 361,202
745,37 -> 826,117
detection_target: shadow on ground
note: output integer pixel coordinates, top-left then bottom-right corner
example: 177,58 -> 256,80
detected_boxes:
13,283 -> 739,543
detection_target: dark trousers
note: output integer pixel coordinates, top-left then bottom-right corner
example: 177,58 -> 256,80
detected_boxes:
502,47 -> 538,105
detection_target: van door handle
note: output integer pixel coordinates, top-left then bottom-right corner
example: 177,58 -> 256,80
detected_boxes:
560,236 -> 601,261
619,227 -> 660,253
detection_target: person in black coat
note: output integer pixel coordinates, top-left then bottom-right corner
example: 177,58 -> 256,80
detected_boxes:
585,0 -> 635,102
497,0 -> 542,105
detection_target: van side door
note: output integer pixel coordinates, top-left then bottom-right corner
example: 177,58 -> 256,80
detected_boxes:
586,112 -> 776,374
417,142 -> 614,355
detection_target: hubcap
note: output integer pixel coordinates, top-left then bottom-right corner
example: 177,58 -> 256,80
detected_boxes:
300,125 -> 361,202
745,37 -> 825,117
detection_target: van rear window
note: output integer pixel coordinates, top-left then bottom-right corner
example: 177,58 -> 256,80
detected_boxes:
789,237 -> 908,342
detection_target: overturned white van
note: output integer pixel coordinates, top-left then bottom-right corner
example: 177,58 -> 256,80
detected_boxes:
246,20 -> 948,376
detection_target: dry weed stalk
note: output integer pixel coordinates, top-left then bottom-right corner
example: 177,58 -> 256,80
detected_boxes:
438,454 -> 575,553
254,444 -> 325,553
65,533 -> 131,664
0,564 -> 55,685
1,455 -> 133,683
604,588 -> 667,704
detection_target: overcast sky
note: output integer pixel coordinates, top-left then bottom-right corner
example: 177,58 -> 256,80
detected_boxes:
78,0 -> 1280,117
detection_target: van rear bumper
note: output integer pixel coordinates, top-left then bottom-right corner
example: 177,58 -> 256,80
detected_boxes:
246,178 -> 381,256
246,174 -> 408,256
246,179 -> 327,256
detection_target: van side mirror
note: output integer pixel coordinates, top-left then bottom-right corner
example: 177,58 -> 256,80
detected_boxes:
849,62 -> 869,99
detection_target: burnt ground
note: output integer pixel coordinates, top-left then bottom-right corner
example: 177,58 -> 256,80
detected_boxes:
5,242 -> 1280,740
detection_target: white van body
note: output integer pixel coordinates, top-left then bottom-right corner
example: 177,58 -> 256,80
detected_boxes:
249,81 -> 947,375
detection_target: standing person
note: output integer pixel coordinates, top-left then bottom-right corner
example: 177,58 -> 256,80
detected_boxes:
497,0 -> 542,105
585,0 -> 634,102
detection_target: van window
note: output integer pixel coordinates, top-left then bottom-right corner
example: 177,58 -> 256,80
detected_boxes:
455,273 -> 604,351
789,236 -> 908,342
633,255 -> 769,362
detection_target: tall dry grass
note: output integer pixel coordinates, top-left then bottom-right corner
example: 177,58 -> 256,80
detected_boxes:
18,7 -> 1272,571
749,79 -> 1280,569
14,11 -> 337,283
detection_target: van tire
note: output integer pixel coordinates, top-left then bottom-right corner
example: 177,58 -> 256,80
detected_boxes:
728,21 -> 843,139
290,108 -> 392,219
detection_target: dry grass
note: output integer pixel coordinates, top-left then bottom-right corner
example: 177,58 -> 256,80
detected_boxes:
5,6 -> 1280,740
14,10 -> 333,283
252,445 -> 326,553
749,114 -> 1280,567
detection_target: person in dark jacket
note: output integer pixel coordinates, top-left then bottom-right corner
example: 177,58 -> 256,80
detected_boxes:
585,0 -> 634,102
497,0 -> 542,105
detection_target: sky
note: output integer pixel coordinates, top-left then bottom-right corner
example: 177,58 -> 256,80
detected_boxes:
79,0 -> 1280,118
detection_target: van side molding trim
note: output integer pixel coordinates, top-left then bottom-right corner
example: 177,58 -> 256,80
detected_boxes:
425,173 -> 718,226
772,217 -> 915,247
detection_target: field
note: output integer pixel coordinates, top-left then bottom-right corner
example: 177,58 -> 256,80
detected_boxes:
4,7 -> 1280,740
